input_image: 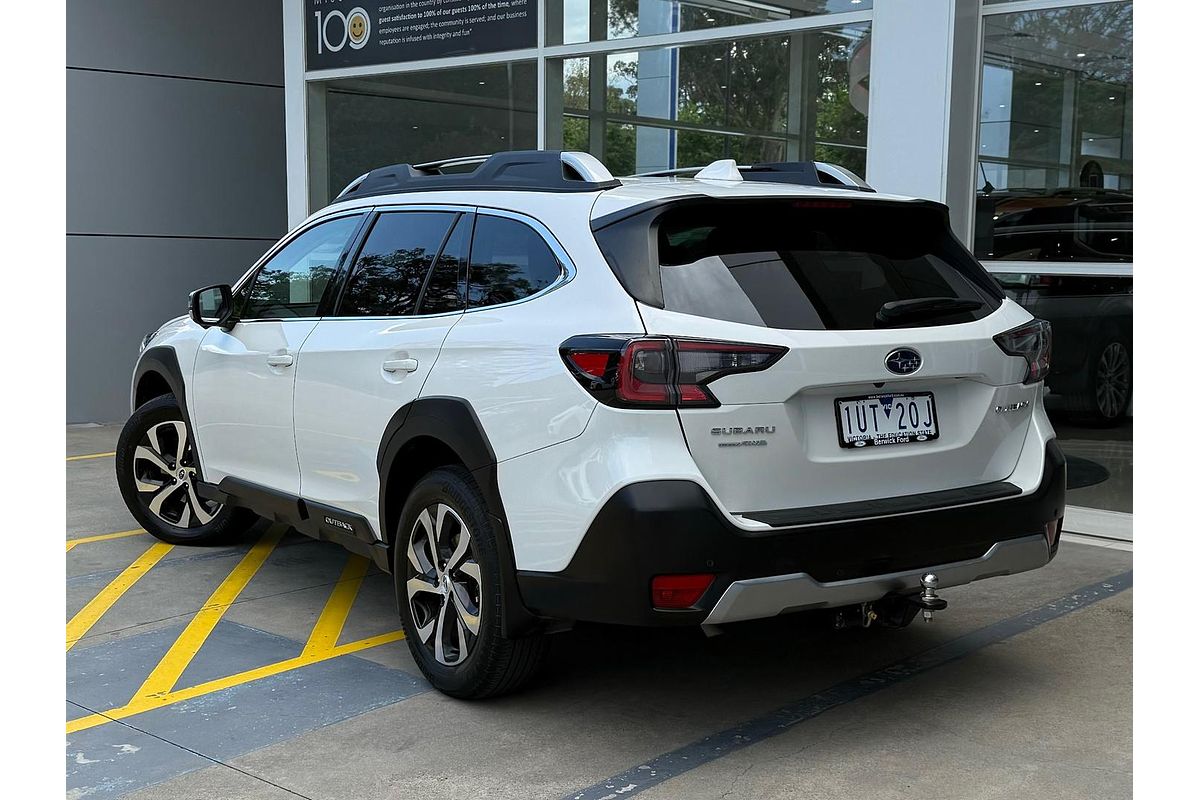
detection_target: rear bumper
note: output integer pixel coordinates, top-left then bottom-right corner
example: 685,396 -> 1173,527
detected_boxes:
516,440 -> 1065,627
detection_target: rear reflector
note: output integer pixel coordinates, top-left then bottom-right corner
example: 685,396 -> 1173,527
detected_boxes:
651,574 -> 715,610
1045,516 -> 1063,551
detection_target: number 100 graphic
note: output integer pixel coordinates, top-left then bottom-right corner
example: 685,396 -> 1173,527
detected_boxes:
313,6 -> 371,54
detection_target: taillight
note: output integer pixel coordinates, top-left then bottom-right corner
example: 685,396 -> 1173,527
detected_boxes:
561,335 -> 786,408
994,319 -> 1052,384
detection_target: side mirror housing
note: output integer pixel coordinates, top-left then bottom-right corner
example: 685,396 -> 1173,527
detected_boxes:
189,284 -> 234,329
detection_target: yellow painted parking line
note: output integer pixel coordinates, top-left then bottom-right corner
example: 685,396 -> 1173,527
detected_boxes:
66,542 -> 175,652
66,628 -> 406,734
66,451 -> 116,462
302,554 -> 371,658
132,526 -> 284,701
66,528 -> 147,552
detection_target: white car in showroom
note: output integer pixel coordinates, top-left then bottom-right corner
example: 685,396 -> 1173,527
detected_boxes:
117,151 -> 1065,698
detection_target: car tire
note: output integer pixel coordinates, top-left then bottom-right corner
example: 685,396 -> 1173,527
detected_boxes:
395,466 -> 547,699
1070,337 -> 1131,427
115,394 -> 257,546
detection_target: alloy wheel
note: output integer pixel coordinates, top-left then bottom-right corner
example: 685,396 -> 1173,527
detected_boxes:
132,420 -> 222,528
1095,342 -> 1131,420
405,503 -> 482,666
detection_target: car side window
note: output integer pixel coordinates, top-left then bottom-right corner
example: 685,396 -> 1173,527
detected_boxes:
467,215 -> 563,308
240,215 -> 362,319
339,211 -> 458,317
416,212 -> 471,315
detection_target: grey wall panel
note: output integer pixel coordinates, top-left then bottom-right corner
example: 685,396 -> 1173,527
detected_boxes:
67,69 -> 287,239
67,0 -> 283,86
67,236 -> 276,423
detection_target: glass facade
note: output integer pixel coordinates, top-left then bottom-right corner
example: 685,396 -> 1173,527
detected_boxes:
297,1 -> 1134,526
315,62 -> 538,206
548,0 -> 870,46
976,2 -> 1133,515
548,24 -> 869,175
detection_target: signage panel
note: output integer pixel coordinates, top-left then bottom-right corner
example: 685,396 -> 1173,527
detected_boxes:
306,0 -> 537,70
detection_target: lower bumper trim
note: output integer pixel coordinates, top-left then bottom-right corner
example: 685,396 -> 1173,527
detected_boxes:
702,534 -> 1050,626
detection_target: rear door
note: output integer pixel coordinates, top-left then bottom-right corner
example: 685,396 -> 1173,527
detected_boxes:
191,212 -> 365,494
596,197 -> 1039,515
293,207 -> 470,540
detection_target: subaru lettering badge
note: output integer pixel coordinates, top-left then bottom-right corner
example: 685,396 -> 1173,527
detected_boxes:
885,348 -> 922,375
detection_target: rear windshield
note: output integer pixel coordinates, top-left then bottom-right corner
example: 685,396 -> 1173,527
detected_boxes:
594,199 -> 1003,331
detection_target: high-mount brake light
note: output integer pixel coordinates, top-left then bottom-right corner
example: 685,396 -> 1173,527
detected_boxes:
560,335 -> 786,408
994,319 -> 1052,384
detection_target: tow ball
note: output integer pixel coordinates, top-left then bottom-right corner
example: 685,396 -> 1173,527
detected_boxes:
911,573 -> 949,622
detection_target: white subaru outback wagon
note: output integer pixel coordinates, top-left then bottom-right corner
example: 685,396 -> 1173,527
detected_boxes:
118,151 -> 1065,698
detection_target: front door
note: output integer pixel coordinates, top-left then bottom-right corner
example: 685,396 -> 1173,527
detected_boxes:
294,208 -> 471,540
191,212 -> 365,495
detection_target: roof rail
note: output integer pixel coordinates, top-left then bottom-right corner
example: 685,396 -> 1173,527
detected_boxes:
633,160 -> 875,193
334,150 -> 621,201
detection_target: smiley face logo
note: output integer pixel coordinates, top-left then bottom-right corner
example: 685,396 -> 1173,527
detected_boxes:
347,8 -> 370,49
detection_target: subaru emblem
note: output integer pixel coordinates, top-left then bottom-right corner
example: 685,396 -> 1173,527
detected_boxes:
885,348 -> 922,375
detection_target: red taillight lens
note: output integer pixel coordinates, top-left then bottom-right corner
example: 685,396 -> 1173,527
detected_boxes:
561,336 -> 786,408
567,351 -> 613,379
617,339 -> 673,405
651,574 -> 715,609
994,319 -> 1052,384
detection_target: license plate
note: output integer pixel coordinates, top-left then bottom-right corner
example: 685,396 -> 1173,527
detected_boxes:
836,392 -> 939,448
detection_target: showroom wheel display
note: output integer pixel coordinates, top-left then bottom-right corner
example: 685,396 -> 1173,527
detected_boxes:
115,394 -> 256,545
396,466 -> 546,698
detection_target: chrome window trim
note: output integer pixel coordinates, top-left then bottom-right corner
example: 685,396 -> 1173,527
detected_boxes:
313,203 -> 579,321
462,206 -> 577,314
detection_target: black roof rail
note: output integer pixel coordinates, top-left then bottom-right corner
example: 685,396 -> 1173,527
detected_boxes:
633,160 -> 875,193
334,150 -> 621,202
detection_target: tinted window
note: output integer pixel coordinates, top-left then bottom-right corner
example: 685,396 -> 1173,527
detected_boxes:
627,200 -> 1001,331
467,216 -> 562,307
339,212 -> 457,317
417,213 -> 471,315
241,215 -> 362,319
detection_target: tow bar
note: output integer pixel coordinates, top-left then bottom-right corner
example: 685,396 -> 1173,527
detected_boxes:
913,572 -> 949,622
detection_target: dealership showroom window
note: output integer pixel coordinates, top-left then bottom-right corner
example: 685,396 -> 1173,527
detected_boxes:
299,0 -> 1132,537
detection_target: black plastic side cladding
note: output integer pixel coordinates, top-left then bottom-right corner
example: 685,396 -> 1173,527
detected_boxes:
134,346 -> 187,414
376,396 -> 542,637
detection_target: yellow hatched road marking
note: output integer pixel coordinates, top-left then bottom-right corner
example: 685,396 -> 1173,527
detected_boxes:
302,554 -> 371,658
66,628 -> 406,734
66,542 -> 175,652
66,451 -> 116,462
66,528 -> 147,552
131,526 -> 284,701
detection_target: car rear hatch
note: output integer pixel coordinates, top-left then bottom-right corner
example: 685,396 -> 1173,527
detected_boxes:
591,195 -> 1042,521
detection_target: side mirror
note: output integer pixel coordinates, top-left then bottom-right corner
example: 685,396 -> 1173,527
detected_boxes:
189,284 -> 234,329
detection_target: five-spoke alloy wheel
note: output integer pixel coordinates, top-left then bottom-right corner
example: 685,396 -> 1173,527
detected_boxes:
395,466 -> 547,698
132,419 -> 222,529
405,503 -> 483,666
116,394 -> 256,545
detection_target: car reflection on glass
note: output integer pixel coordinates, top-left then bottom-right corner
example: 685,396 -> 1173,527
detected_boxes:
975,189 -> 1132,426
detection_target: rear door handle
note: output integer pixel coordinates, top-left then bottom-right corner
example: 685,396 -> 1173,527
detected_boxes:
266,354 -> 294,368
382,358 -> 418,373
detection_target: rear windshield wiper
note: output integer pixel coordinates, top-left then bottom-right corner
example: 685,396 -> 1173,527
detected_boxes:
875,297 -> 984,327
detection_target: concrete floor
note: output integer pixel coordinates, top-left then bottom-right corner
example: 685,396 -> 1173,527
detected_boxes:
67,423 -> 1132,800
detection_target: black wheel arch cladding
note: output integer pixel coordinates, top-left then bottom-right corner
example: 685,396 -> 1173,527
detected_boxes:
377,396 -> 543,637
134,346 -> 188,414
